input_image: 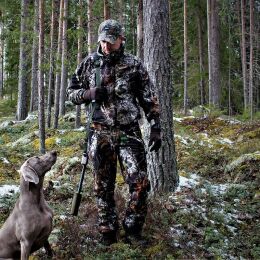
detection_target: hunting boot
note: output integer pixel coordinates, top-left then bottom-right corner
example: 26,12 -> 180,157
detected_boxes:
100,231 -> 117,246
124,230 -> 149,246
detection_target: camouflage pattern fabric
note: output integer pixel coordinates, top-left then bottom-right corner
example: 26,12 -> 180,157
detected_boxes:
67,46 -> 160,126
67,45 -> 159,235
88,123 -> 150,234
98,19 -> 124,44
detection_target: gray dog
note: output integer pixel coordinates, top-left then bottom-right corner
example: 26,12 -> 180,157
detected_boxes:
0,151 -> 57,260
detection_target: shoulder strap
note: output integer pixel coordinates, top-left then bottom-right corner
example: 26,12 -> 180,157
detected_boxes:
93,53 -> 101,88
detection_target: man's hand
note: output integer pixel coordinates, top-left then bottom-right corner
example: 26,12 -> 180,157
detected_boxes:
148,123 -> 161,152
84,87 -> 108,104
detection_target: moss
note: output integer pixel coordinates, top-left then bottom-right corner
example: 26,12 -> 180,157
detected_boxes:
45,137 -> 57,149
145,242 -> 165,257
244,129 -> 260,139
60,147 -> 79,157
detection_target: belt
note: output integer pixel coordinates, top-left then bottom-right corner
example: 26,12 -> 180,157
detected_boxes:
91,121 -> 139,131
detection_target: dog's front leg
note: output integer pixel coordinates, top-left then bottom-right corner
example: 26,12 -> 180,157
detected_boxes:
44,240 -> 53,257
20,240 -> 32,260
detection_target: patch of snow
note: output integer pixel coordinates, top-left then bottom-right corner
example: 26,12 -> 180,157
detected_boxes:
58,127 -> 85,134
56,138 -> 62,145
74,126 -> 85,132
58,130 -> 66,134
0,185 -> 19,196
175,134 -> 196,145
217,138 -> 234,145
173,117 -> 184,122
217,117 -> 241,125
176,175 -> 199,191
210,184 -> 229,195
186,241 -> 195,247
0,120 -> 14,129
226,225 -> 237,235
24,114 -> 38,122
173,115 -> 195,122
1,157 -> 10,164
225,151 -> 260,172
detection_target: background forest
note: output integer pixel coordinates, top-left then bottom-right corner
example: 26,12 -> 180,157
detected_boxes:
0,0 -> 259,121
0,0 -> 260,259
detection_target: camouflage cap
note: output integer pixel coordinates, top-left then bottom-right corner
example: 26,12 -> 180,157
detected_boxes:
98,19 -> 124,44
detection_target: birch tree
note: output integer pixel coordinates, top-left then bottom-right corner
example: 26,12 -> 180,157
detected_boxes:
143,0 -> 178,192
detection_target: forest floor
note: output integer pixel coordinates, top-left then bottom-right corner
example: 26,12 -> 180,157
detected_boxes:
0,104 -> 259,259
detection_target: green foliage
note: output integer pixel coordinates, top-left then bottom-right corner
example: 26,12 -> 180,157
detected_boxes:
0,99 -> 16,119
0,192 -> 19,225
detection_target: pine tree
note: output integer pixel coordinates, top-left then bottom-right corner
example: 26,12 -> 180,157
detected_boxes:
29,0 -> 39,112
38,0 -> 45,153
143,0 -> 178,192
17,0 -> 30,120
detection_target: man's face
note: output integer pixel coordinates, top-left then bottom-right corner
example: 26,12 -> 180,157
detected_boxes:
100,37 -> 122,55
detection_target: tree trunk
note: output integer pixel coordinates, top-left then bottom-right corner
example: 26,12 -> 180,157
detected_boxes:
104,0 -> 110,20
197,0 -> 206,105
47,0 -> 59,128
207,0 -> 212,106
75,0 -> 83,128
29,0 -> 39,112
0,11 -> 4,99
183,0 -> 188,114
207,0 -> 220,107
137,0 -> 143,60
241,0 -> 249,110
131,0 -> 135,54
228,1 -> 232,117
53,0 -> 64,129
59,0 -> 68,116
88,0 -> 96,53
17,0 -> 30,120
38,0 -> 45,154
117,0 -> 124,26
143,0 -> 178,192
249,0 -> 254,120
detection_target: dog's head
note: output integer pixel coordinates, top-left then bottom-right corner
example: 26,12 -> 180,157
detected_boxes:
20,151 -> 57,184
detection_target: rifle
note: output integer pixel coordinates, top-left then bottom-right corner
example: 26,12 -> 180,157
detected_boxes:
71,54 -> 101,216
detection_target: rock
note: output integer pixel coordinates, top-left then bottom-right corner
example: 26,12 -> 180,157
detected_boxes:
225,151 -> 260,173
0,120 -> 14,129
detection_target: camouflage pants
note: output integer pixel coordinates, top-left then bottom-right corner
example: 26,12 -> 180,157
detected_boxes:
88,123 -> 150,235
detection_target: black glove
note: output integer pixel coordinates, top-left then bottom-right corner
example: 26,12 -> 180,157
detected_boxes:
84,87 -> 108,104
148,123 -> 161,152
95,87 -> 108,103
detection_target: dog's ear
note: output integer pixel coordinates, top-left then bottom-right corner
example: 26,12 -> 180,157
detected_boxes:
20,164 -> 39,184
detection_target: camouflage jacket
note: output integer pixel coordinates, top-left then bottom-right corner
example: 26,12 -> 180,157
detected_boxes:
67,46 -> 160,126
